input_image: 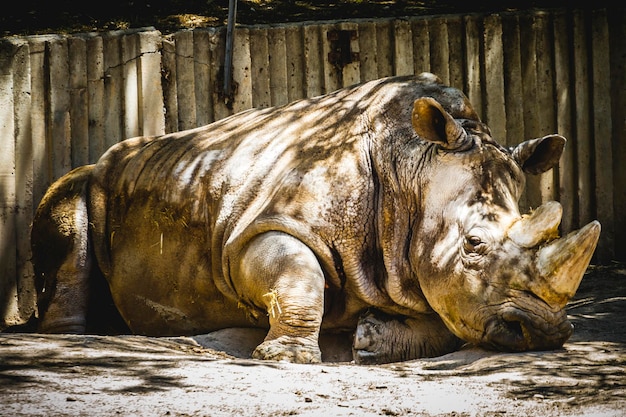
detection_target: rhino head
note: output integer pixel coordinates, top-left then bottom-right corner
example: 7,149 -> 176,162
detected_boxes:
405,96 -> 601,352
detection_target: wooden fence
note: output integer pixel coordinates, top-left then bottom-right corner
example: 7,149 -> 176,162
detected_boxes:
0,7 -> 624,327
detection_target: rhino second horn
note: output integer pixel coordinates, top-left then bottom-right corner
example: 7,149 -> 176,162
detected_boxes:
534,220 -> 601,309
508,201 -> 563,248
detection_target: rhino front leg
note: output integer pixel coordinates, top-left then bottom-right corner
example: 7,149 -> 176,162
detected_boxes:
353,309 -> 463,364
233,231 -> 325,363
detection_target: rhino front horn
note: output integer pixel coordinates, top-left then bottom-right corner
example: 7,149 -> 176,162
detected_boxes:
534,220 -> 601,309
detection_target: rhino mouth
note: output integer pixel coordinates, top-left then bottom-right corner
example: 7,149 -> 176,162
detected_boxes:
480,303 -> 573,352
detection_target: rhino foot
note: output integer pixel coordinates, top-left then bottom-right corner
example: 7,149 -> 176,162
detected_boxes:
252,336 -> 322,364
353,309 -> 462,364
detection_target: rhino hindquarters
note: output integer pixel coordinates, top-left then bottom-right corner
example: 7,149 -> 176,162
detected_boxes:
31,165 -> 95,334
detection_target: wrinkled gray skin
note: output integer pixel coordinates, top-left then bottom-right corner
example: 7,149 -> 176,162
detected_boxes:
31,73 -> 600,364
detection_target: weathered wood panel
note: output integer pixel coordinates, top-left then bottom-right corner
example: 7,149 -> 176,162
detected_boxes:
175,30 -> 197,131
358,21 -> 378,81
553,10 -> 576,235
209,28 -> 230,121
48,36 -> 72,180
0,39 -> 19,324
138,31 -> 165,136
340,22 -> 360,87
463,16 -> 481,118
68,36 -> 89,167
231,28 -> 253,113
249,28 -> 271,108
501,13 -> 523,149
411,18 -> 430,78
102,33 -> 123,149
376,20 -> 393,78
393,19 -> 414,76
446,16 -> 465,90
285,25 -> 305,102
429,16 -> 450,84
572,11 -> 594,229
269,27 -> 289,106
590,9 -> 615,263
27,38 -> 49,206
482,15 -> 506,142
161,37 -> 178,133
122,33 -> 140,139
193,30 -> 214,126
609,9 -> 626,262
86,34 -> 105,162
12,40 -> 35,324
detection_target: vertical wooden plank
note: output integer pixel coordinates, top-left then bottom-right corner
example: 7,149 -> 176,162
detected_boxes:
0,40 -> 18,325
358,21 -> 379,82
535,12 -> 558,204
303,24 -> 323,98
27,38 -> 50,207
48,36 -> 72,180
161,37 -> 178,132
175,30 -> 197,130
429,16 -> 449,84
339,21 -> 360,87
376,20 -> 393,78
393,19 -> 414,76
463,15 -> 482,116
285,25 -> 305,102
411,17 -> 430,75
321,23 -> 341,94
103,33 -> 123,148
122,33 -> 140,138
572,10 -> 593,228
231,27 -> 253,114
86,34 -> 105,162
138,31 -> 165,136
482,15 -> 506,142
194,30 -> 213,126
249,27 -> 271,108
501,13 -> 523,150
209,27 -> 231,121
553,10 -> 576,234
446,16 -> 464,90
12,39 -> 36,323
519,13 -> 541,210
269,26 -> 289,106
68,36 -> 89,167
591,9 -> 614,262
609,9 -> 626,261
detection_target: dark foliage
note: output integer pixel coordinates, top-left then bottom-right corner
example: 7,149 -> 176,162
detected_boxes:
1,0 -> 611,37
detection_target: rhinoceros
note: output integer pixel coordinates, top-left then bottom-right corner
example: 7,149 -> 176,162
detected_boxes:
31,73 -> 600,364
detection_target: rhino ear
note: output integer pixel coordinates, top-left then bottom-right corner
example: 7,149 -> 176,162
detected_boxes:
411,97 -> 470,151
511,135 -> 566,175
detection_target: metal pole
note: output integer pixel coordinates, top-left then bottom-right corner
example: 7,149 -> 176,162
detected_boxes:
223,0 -> 238,102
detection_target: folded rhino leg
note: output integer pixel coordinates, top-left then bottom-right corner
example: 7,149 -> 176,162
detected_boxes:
233,231 -> 325,363
353,309 -> 463,364
31,166 -> 93,334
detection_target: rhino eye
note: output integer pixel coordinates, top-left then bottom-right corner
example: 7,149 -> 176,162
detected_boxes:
464,235 -> 485,252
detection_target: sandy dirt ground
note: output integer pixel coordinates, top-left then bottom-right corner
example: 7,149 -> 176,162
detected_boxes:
1,264 -> 625,417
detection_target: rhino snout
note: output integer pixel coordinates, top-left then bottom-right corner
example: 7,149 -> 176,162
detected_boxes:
482,306 -> 573,352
